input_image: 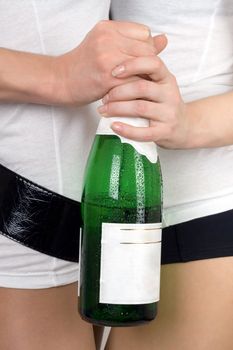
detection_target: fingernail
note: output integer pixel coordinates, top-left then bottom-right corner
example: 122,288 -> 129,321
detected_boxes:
111,122 -> 123,132
102,94 -> 109,104
142,26 -> 151,39
112,65 -> 125,77
98,105 -> 107,115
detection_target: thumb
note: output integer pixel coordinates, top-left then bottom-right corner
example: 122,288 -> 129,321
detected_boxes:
152,34 -> 168,54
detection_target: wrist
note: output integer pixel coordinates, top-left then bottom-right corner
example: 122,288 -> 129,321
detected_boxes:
184,101 -> 209,149
50,54 -> 82,106
0,48 -> 72,106
31,55 -> 67,106
20,54 -> 70,106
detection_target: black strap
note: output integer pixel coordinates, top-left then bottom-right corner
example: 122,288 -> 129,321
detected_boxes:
0,163 -> 81,262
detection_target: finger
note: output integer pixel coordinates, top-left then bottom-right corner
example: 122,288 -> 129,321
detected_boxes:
98,100 -> 166,122
103,80 -> 164,103
152,34 -> 168,54
113,21 -> 152,42
121,37 -> 157,57
110,122 -> 166,142
110,75 -> 143,89
112,56 -> 170,82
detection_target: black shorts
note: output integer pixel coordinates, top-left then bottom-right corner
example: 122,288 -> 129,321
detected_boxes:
161,209 -> 233,264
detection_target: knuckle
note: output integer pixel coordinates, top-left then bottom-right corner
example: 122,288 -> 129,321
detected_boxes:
137,80 -> 149,95
167,112 -> 178,131
108,89 -> 116,101
96,52 -> 110,72
95,20 -> 109,32
167,109 -> 177,125
173,95 -> 181,107
154,57 -> 162,70
95,33 -> 109,52
169,73 -> 177,84
139,24 -> 151,37
139,126 -> 155,142
94,23 -> 112,49
143,24 -> 151,33
164,125 -> 174,140
99,71 -> 111,89
135,100 -> 148,115
144,128 -> 154,142
166,123 -> 174,134
167,90 -> 181,108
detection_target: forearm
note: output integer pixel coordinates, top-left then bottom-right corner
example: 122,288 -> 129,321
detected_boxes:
186,91 -> 233,148
0,22 -> 159,107
0,48 -> 66,105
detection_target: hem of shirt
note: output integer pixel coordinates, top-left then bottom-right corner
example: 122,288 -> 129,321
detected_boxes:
162,192 -> 233,227
0,268 -> 79,289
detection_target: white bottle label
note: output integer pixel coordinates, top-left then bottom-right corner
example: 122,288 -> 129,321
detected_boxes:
99,222 -> 162,305
96,117 -> 158,163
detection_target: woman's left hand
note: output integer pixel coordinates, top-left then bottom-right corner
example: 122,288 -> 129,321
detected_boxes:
98,55 -> 190,149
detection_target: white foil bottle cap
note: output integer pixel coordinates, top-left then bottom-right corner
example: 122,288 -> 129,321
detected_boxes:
96,117 -> 158,163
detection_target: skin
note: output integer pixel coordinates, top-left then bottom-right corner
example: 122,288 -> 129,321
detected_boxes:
0,283 -> 96,350
0,21 -> 165,106
1,16 -> 233,349
98,39 -> 233,350
0,20 -> 166,350
106,257 -> 233,350
99,52 -> 233,149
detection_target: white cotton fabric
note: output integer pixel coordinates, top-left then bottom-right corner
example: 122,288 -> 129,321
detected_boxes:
0,0 -> 110,289
111,0 -> 233,226
0,233 -> 79,289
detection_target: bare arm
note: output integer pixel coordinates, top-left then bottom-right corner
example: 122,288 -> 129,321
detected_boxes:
99,54 -> 233,149
0,48 -> 58,105
186,92 -> 233,148
0,21 -> 159,107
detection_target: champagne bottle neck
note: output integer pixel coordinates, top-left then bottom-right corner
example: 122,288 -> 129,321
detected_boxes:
96,117 -> 158,164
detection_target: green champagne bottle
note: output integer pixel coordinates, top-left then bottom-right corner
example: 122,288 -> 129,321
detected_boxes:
79,117 -> 162,327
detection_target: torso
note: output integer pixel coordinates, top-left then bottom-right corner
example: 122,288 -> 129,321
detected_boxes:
0,0 -> 110,200
111,0 -> 233,226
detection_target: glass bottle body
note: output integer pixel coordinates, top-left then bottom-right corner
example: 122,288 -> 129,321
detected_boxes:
79,134 -> 162,327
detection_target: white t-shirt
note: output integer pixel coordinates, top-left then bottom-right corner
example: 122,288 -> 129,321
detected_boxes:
0,0 -> 110,200
111,0 -> 233,226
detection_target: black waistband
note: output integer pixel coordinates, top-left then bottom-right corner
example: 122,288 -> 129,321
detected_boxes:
0,163 -> 81,262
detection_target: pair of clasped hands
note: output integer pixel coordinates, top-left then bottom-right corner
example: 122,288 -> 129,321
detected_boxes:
58,21 -> 187,149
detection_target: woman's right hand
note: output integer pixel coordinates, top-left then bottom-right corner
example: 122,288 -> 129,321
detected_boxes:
0,21 -> 166,106
53,21 -> 164,106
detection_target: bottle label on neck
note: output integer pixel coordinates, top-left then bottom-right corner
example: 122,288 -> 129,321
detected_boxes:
96,117 -> 158,163
99,222 -> 162,305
